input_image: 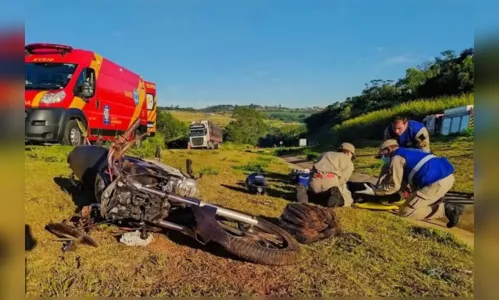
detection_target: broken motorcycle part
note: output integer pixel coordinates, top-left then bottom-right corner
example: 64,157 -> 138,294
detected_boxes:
45,222 -> 98,247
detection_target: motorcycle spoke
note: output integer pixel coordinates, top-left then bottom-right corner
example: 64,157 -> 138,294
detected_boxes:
218,218 -> 285,249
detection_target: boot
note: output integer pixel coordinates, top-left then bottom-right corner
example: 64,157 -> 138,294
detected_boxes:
326,186 -> 344,207
444,202 -> 464,228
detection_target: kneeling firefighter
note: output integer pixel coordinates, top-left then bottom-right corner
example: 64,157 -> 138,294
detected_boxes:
245,172 -> 267,195
356,139 -> 463,228
307,142 -> 356,207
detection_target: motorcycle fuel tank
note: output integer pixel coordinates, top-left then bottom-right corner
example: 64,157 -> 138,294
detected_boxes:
67,145 -> 110,188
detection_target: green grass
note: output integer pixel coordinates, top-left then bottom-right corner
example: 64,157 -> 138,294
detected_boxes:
25,145 -> 473,297
276,136 -> 474,232
199,166 -> 220,175
332,93 -> 474,142
168,110 -> 234,127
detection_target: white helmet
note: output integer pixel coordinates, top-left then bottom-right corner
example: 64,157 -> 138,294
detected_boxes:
303,168 -> 310,173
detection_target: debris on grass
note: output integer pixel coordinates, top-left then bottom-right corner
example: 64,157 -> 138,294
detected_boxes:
120,231 -> 154,247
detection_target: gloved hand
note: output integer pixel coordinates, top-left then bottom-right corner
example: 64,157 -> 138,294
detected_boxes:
356,183 -> 375,196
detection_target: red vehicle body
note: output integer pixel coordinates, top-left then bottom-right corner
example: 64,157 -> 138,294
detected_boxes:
144,81 -> 157,136
25,43 -> 155,145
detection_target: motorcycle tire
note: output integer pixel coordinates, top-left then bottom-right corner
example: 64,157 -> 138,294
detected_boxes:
217,216 -> 301,266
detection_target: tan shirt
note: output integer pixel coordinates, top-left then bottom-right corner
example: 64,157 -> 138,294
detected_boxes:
374,155 -> 406,196
383,126 -> 431,152
313,151 -> 354,185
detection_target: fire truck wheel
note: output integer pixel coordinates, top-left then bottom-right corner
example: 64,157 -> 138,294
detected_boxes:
62,119 -> 84,146
214,143 -> 220,149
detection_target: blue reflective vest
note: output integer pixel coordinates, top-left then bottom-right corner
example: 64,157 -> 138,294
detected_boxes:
394,148 -> 454,188
386,120 -> 426,149
297,173 -> 310,188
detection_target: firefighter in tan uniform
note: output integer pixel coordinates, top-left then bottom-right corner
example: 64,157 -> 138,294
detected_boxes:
308,143 -> 356,207
356,139 -> 464,228
377,116 -> 431,186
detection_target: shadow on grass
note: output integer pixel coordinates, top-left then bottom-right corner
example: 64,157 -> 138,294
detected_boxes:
221,181 -> 297,202
163,230 -> 250,263
25,224 -> 37,251
53,176 -> 97,212
261,171 -> 292,183
158,208 -> 269,264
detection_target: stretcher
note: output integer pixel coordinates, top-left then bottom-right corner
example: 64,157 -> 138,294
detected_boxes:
353,200 -> 405,211
347,181 -> 474,211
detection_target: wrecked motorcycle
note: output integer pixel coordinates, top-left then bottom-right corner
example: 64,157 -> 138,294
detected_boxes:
66,119 -> 300,266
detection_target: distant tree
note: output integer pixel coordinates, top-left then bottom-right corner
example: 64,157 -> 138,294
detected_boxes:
156,111 -> 189,141
258,124 -> 306,147
224,107 -> 268,145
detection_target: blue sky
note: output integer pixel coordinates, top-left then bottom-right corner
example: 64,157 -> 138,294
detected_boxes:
21,0 -> 483,108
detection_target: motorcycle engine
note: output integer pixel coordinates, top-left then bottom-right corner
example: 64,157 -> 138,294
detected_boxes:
101,179 -> 171,222
163,176 -> 199,198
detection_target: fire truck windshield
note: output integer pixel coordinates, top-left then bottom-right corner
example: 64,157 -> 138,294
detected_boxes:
25,62 -> 77,90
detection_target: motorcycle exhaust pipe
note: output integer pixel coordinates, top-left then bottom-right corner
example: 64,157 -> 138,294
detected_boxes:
133,183 -> 259,226
167,193 -> 259,226
153,220 -> 189,232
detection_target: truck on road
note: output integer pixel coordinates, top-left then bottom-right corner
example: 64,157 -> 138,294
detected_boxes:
188,120 -> 223,149
24,43 -> 156,146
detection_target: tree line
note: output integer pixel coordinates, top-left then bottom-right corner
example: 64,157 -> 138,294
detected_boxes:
304,48 -> 474,139
223,107 -> 306,147
154,106 -> 307,148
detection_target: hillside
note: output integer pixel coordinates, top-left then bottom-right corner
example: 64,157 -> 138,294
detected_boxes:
168,110 -> 303,128
304,48 -> 473,143
25,145 -> 473,297
168,110 -> 234,127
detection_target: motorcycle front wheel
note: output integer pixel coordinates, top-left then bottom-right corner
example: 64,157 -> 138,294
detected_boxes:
215,215 -> 301,266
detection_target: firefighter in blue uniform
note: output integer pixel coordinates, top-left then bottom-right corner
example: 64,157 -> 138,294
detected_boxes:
357,139 -> 463,228
383,116 -> 431,152
377,116 -> 431,186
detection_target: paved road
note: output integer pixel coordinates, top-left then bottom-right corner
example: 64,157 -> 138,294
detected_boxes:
280,155 -> 474,249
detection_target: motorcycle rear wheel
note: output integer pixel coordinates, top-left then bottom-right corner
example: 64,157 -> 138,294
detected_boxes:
215,215 -> 300,266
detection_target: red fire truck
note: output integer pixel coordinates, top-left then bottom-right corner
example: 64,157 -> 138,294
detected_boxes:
24,43 -> 155,146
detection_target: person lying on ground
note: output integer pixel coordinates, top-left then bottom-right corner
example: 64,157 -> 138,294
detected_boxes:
377,116 -> 431,187
355,139 -> 464,228
306,142 -> 356,207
